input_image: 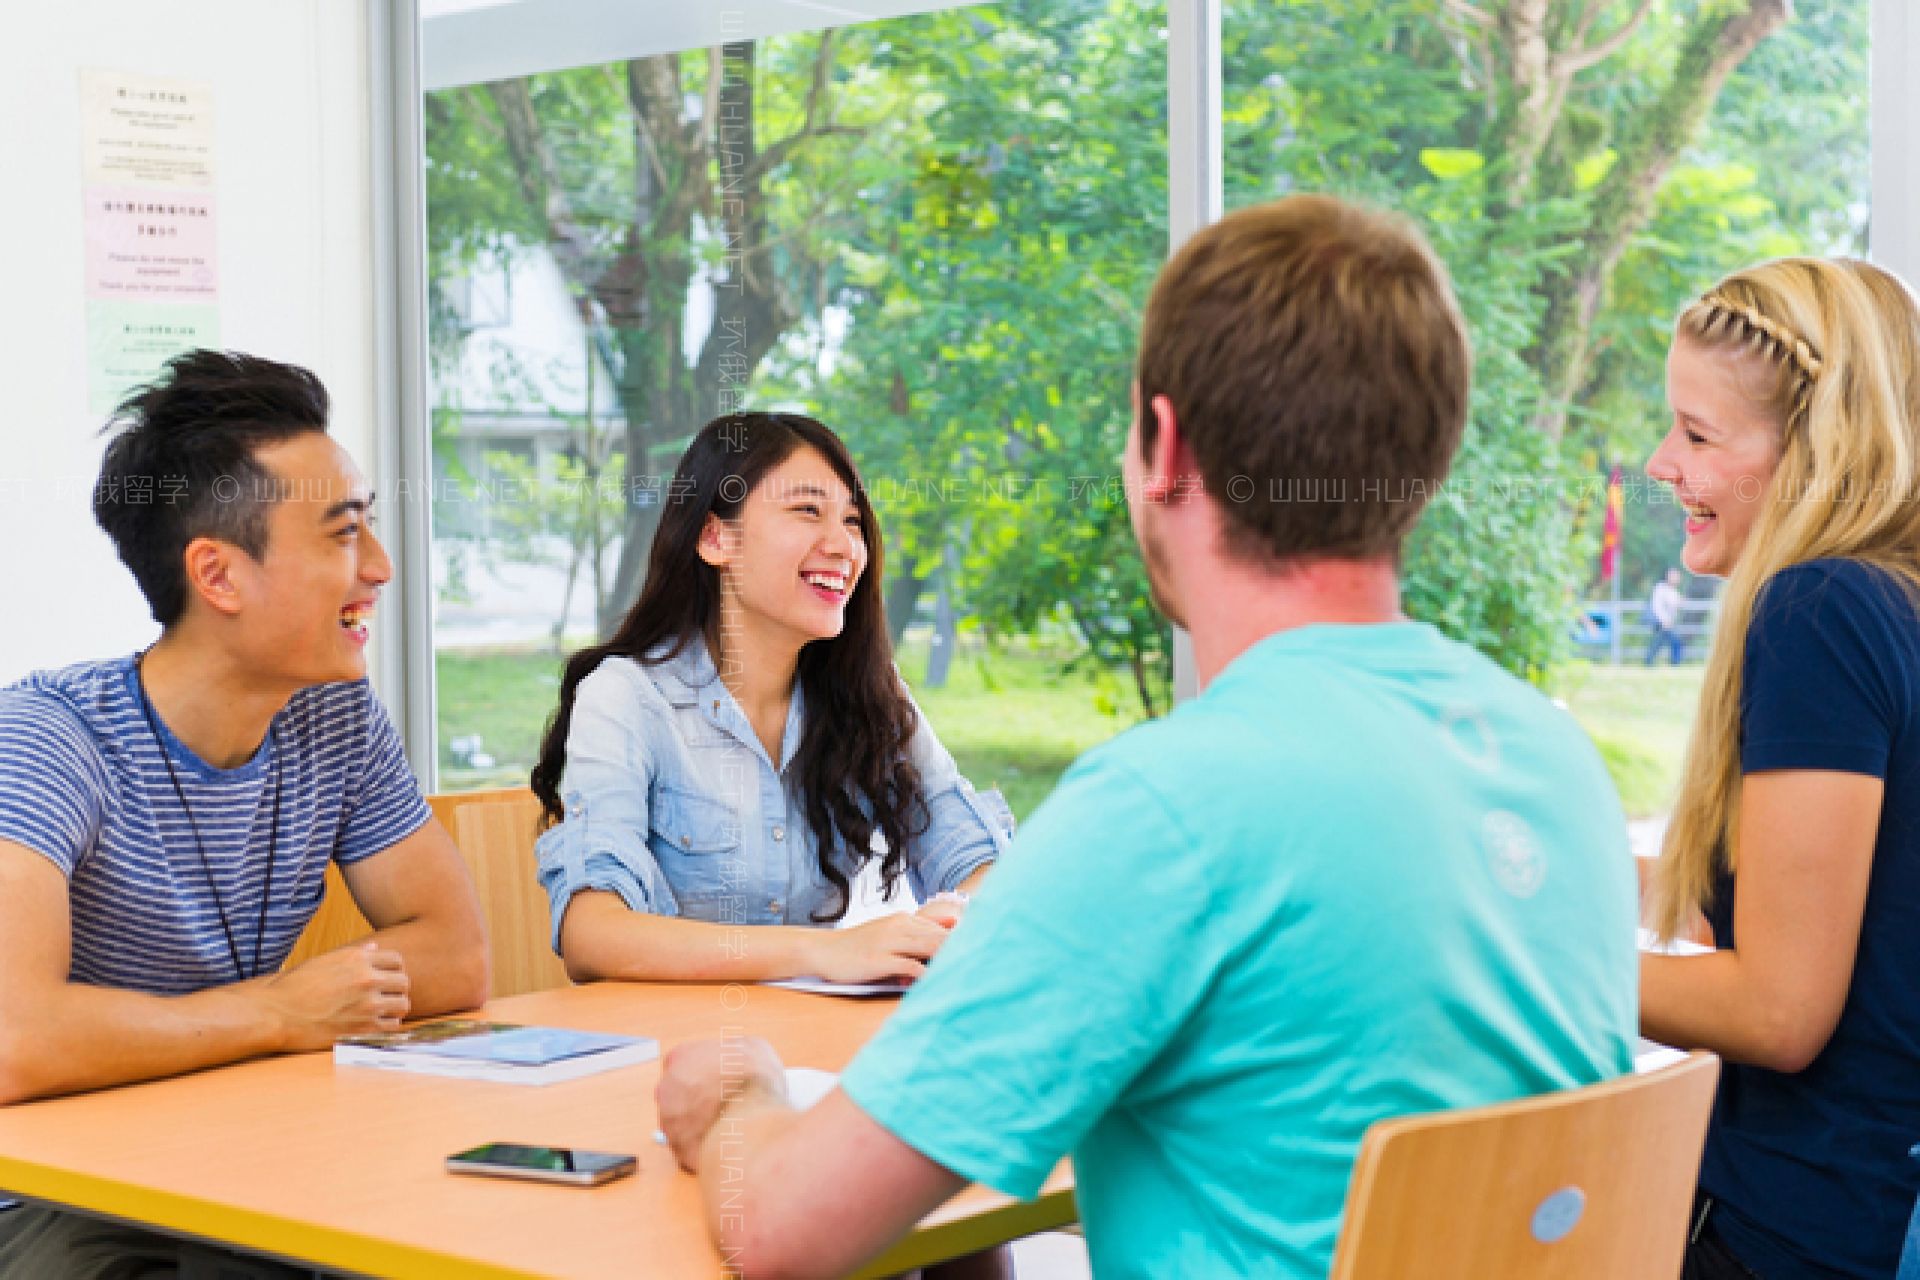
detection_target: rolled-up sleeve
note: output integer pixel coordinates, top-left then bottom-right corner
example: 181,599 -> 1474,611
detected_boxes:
533,664 -> 680,953
902,695 -> 1015,899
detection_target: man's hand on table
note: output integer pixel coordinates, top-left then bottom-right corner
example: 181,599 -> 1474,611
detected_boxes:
657,1035 -> 792,1172
657,1033 -> 976,1276
253,942 -> 411,1051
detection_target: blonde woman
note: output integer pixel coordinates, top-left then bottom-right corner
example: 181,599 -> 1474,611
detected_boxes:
1641,258 -> 1920,1279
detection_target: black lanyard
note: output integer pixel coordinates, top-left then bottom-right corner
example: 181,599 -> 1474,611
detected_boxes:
134,655 -> 282,982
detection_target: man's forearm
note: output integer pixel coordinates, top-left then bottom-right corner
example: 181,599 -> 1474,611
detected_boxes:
362,917 -> 489,1015
685,1086 -> 965,1279
697,1091 -> 805,1269
0,981 -> 283,1105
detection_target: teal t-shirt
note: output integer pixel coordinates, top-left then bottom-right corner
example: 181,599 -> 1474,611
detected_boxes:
840,622 -> 1637,1278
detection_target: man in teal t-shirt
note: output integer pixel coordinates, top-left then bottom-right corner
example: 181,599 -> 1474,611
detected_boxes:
654,195 -> 1638,1279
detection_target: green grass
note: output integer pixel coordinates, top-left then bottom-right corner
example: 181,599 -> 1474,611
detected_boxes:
1554,661 -> 1705,818
433,634 -> 1142,812
895,634 -> 1146,818
435,642 -> 1702,821
434,648 -> 566,791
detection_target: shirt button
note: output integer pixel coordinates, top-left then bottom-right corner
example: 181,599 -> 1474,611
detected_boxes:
769,899 -> 782,913
680,835 -> 691,849
772,825 -> 785,841
711,699 -> 721,713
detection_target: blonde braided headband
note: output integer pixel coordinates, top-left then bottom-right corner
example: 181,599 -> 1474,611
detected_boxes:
1701,294 -> 1825,385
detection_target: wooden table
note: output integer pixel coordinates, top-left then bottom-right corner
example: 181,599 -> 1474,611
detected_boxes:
0,982 -> 1076,1278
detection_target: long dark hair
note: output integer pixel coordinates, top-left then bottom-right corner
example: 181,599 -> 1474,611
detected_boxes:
531,413 -> 928,921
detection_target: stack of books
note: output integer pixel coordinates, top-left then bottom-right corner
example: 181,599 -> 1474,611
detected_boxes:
334,1020 -> 658,1086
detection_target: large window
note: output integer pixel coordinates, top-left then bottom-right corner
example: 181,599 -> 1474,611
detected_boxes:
422,1 -> 1169,812
413,0 -> 1872,833
1221,0 -> 1869,826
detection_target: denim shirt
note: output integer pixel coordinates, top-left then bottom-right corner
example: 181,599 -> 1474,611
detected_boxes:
534,638 -> 1014,950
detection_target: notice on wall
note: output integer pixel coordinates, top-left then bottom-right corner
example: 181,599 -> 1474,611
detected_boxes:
85,303 -> 222,423
84,190 -> 219,302
80,71 -> 215,188
80,70 -> 220,415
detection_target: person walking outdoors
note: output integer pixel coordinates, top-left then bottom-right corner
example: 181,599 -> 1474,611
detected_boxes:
1646,567 -> 1687,664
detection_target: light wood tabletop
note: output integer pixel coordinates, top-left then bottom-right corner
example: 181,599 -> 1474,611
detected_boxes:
0,981 -> 1076,1278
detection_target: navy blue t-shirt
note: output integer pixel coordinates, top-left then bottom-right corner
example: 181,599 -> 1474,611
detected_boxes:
1701,559 -> 1920,1279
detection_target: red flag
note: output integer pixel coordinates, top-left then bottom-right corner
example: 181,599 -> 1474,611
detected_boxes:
1600,465 -> 1624,582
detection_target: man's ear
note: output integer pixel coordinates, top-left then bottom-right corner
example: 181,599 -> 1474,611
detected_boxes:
696,514 -> 735,568
181,536 -> 244,618
1142,393 -> 1189,503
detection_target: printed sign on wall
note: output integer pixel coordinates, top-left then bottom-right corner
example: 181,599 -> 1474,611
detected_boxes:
80,70 -> 220,414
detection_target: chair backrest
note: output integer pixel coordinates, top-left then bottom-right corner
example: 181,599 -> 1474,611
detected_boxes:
283,787 -> 569,1000
429,787 -> 571,999
283,865 -> 373,968
1329,1051 -> 1721,1280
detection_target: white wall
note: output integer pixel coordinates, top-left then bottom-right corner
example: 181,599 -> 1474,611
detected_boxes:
0,2 -> 378,683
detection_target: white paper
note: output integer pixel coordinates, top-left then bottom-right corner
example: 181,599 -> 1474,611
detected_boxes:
1637,927 -> 1712,956
784,1067 -> 839,1110
1632,1039 -> 1689,1074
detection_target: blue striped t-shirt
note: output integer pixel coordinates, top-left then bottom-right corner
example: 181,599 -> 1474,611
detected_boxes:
0,656 -> 431,995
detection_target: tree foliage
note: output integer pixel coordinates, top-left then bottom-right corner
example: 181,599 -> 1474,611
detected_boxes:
1222,0 -> 1863,674
425,0 -> 1865,701
771,1 -> 1174,711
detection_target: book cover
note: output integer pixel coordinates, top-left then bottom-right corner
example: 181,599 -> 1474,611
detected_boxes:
334,1020 -> 658,1085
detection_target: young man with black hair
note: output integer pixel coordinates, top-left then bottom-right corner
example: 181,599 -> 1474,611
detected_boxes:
0,351 -> 488,1274
654,195 -> 1638,1278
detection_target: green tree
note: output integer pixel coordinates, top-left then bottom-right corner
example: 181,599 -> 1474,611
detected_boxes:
429,35 -> 892,631
1579,0 -> 1868,601
1222,0 -> 1856,675
774,0 -> 1175,712
425,0 -> 1860,701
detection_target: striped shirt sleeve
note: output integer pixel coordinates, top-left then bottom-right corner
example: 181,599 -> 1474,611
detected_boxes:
335,683 -> 432,864
0,690 -> 110,876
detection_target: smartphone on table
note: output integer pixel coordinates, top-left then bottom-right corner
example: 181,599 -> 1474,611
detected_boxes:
446,1142 -> 637,1187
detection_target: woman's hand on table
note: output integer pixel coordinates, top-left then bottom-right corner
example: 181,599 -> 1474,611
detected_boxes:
914,890 -> 970,929
805,912 -> 952,983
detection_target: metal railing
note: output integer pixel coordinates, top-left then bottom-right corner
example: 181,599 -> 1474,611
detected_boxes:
1575,598 -> 1719,664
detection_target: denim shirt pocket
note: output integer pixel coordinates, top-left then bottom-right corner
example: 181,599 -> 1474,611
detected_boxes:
647,783 -> 746,911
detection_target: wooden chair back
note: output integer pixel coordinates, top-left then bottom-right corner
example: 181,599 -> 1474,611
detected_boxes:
1328,1051 -> 1720,1280
283,864 -> 374,965
429,787 -> 571,998
284,787 -> 569,999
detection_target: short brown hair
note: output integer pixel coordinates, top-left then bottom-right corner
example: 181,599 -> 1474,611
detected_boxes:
1136,194 -> 1471,563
